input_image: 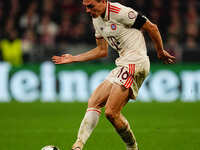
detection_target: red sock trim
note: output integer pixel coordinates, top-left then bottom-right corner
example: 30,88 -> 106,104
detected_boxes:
87,108 -> 101,114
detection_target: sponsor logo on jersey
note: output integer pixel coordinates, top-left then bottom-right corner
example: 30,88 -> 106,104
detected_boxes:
128,11 -> 136,19
111,24 -> 117,30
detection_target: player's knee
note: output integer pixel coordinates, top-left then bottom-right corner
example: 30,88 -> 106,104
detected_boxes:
105,109 -> 118,121
88,99 -> 102,109
88,100 -> 96,108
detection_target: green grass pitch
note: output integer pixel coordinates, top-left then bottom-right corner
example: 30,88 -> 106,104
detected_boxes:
0,101 -> 200,150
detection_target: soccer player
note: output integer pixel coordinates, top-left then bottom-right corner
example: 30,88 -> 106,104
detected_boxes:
52,0 -> 176,150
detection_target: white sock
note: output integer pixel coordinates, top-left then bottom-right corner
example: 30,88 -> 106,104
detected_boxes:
77,107 -> 101,145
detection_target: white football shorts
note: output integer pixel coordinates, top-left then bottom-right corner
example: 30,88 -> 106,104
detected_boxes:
105,59 -> 150,100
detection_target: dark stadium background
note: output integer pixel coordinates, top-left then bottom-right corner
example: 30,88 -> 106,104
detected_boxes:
0,0 -> 199,63
0,0 -> 200,150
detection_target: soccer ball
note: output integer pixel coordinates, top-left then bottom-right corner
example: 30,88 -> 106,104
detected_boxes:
41,145 -> 60,150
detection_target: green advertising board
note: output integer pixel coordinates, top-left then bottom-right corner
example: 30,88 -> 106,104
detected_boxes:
0,61 -> 200,102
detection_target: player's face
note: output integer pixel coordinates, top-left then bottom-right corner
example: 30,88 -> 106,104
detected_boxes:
83,0 -> 106,18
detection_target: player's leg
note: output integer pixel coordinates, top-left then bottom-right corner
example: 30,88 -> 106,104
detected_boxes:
105,83 -> 138,150
72,80 -> 112,150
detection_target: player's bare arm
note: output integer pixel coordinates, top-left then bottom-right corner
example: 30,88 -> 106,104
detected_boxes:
52,38 -> 108,64
142,20 -> 176,64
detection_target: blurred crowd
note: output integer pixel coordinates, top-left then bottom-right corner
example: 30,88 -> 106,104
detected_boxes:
0,0 -> 199,65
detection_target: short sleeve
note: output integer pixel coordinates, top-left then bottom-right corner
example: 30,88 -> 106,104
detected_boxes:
115,4 -> 147,29
92,21 -> 103,39
116,6 -> 139,27
95,29 -> 103,39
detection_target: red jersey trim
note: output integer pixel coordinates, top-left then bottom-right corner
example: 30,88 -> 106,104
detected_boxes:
110,5 -> 121,14
110,10 -> 120,14
110,5 -> 121,10
108,2 -> 110,20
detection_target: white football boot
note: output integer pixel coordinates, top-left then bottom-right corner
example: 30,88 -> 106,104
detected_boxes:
71,139 -> 83,150
127,142 -> 139,150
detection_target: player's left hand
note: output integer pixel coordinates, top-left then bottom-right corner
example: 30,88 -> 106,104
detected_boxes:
157,50 -> 176,64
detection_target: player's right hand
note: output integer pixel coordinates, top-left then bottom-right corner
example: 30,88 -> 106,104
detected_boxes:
157,50 -> 176,64
52,54 -> 74,64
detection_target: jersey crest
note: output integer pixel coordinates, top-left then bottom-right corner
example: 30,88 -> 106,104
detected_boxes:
128,11 -> 136,19
111,24 -> 117,30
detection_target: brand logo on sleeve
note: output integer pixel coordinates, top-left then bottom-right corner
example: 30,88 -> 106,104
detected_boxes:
128,11 -> 136,19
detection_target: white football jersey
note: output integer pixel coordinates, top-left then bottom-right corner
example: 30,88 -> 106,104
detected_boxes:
92,1 -> 149,65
